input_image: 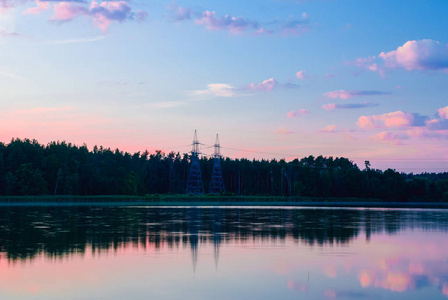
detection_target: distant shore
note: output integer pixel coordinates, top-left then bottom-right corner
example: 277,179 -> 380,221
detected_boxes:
0,195 -> 447,208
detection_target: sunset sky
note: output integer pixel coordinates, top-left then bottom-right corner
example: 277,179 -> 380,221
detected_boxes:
1,0 -> 447,172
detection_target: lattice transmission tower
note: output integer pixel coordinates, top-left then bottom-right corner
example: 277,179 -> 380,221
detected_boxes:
208,134 -> 225,194
186,130 -> 204,195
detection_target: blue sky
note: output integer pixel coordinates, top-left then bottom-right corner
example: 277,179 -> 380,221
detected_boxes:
1,0 -> 448,172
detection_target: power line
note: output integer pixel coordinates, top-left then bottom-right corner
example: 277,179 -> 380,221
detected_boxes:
157,142 -> 448,165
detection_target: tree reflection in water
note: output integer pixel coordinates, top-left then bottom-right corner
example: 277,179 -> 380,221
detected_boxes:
0,206 -> 446,263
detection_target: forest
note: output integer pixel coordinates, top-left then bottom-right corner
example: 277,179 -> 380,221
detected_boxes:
0,138 -> 447,201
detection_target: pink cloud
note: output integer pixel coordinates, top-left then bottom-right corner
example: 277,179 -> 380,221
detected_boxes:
351,56 -> 378,72
195,11 -> 258,34
191,83 -> 236,98
352,56 -> 375,67
296,70 -> 306,80
370,131 -> 408,145
324,90 -> 390,100
355,40 -> 448,75
356,111 -> 425,129
322,103 -> 336,111
51,2 -> 88,22
379,39 -> 448,71
0,30 -> 21,37
0,0 -> 20,9
168,4 -> 193,21
90,1 -> 140,32
51,1 -> 146,32
23,0 -> 49,15
170,7 -> 308,36
322,102 -> 378,111
363,108 -> 448,143
425,118 -> 448,131
280,13 -> 309,36
192,78 -> 293,98
320,125 -> 337,133
324,72 -> 339,79
406,128 -> 424,138
406,127 -> 448,140
439,105 -> 448,119
273,127 -> 293,135
287,109 -> 309,118
247,78 -> 278,91
250,28 -> 274,36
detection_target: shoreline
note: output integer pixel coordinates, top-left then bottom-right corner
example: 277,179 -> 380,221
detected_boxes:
0,195 -> 446,208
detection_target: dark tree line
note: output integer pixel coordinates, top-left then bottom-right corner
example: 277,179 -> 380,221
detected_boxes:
0,138 -> 447,201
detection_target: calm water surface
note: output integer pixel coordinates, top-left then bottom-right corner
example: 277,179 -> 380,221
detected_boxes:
0,206 -> 447,299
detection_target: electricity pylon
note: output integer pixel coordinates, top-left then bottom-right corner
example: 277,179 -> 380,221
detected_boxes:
186,130 -> 204,195
208,134 -> 225,194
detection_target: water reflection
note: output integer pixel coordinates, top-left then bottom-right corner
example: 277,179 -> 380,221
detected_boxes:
0,206 -> 447,299
0,206 -> 446,262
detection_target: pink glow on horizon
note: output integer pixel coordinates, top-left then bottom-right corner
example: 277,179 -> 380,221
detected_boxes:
0,107 -> 152,153
8,106 -> 75,116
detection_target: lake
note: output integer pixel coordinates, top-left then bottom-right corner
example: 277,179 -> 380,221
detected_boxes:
0,206 -> 447,299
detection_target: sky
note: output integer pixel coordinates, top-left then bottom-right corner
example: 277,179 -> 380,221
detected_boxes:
0,0 -> 448,172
